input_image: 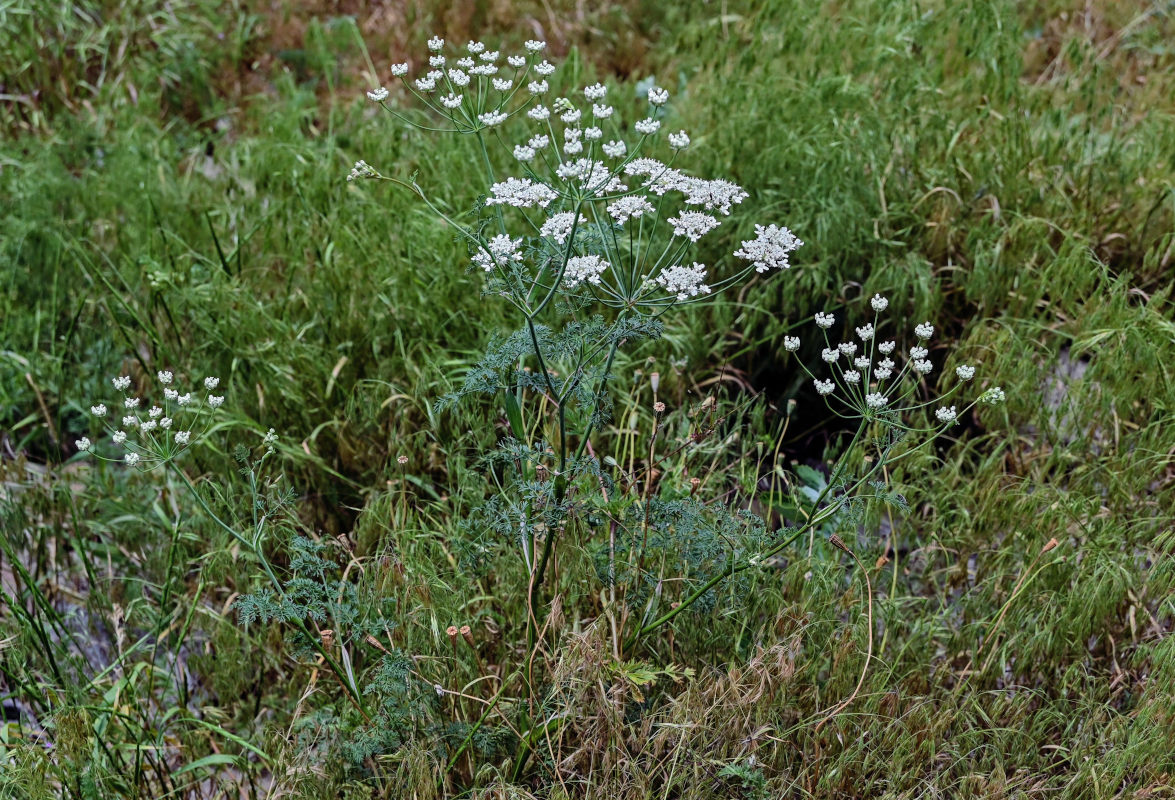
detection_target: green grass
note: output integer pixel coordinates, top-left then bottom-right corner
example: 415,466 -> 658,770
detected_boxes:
2,0 -> 1174,797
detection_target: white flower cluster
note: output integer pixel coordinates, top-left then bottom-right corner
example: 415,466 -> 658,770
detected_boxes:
783,294 -> 999,425
655,262 -> 711,301
734,224 -> 804,272
563,255 -> 610,288
356,35 -> 802,311
76,371 -> 224,467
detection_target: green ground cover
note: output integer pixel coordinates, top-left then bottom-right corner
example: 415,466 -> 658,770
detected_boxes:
1,0 -> 1173,797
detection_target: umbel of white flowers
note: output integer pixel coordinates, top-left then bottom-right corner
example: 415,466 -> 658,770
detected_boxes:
354,36 -> 804,312
76,371 -> 225,468
786,294 -> 1005,427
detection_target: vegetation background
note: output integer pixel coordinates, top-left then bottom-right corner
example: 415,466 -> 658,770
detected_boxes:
1,0 -> 1173,797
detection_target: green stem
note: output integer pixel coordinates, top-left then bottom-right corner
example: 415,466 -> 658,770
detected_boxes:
168,462 -> 368,714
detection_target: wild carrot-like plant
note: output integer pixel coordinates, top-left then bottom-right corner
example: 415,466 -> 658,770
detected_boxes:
72,34 -> 1006,786
343,34 -> 1005,776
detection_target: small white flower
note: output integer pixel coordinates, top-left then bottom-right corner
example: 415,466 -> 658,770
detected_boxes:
524,40 -> 546,52
584,83 -> 607,101
429,54 -> 445,67
528,105 -> 550,120
815,312 -> 835,329
855,324 -> 874,341
141,419 -> 157,432
648,86 -> 669,105
148,406 -> 163,418
936,406 -> 958,423
838,342 -> 857,356
347,160 -> 376,182
112,431 -> 127,444
602,140 -> 626,158
668,211 -> 720,242
668,130 -> 690,149
263,428 -> 278,446
821,348 -> 840,363
391,62 -> 409,76
910,346 -> 928,360
535,60 -> 555,76
124,397 -> 140,409
440,93 -> 463,109
492,78 -> 512,91
91,404 -> 107,417
870,294 -> 889,312
160,417 -> 172,429
415,76 -> 437,92
560,107 -> 582,124
913,359 -> 933,374
854,356 -> 870,369
528,80 -> 548,94
76,437 -> 91,452
844,370 -> 861,384
113,376 -> 132,391
814,379 -> 835,395
204,377 -> 219,390
480,50 -> 500,62
878,341 -> 895,354
584,126 -> 602,140
563,254 -> 610,288
592,103 -> 613,119
208,395 -> 224,408
428,36 -> 444,52
124,452 -> 140,466
157,370 -> 173,385
563,139 -> 583,155
123,415 -> 138,427
470,64 -> 498,77
448,69 -> 469,87
367,87 -> 389,102
635,118 -> 660,135
177,393 -> 192,406
514,145 -> 536,161
486,177 -> 558,208
164,388 -> 178,400
956,364 -> 976,381
472,234 -> 524,271
733,224 -> 803,272
478,109 -> 507,126
456,56 -> 474,68
982,386 -> 1006,405
606,196 -> 655,225
874,367 -> 893,380
915,322 -> 934,339
540,212 -> 581,244
878,358 -> 895,371
467,40 -> 485,54
865,393 -> 887,409
655,262 -> 711,301
784,336 -> 800,352
175,431 -> 191,445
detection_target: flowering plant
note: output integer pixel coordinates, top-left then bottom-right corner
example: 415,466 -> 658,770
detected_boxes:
342,35 -> 1005,777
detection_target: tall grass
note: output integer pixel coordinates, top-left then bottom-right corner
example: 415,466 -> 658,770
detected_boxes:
1,0 -> 1173,797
